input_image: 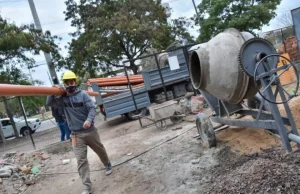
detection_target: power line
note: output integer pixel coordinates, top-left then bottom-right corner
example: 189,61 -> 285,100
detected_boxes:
165,0 -> 180,3
0,0 -> 49,3
54,31 -> 72,36
0,0 -> 26,4
42,20 -> 67,26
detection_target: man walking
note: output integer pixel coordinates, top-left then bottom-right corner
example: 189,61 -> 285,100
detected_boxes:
46,70 -> 112,194
51,105 -> 71,141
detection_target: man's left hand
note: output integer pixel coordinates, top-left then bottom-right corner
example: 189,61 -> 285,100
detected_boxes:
83,120 -> 91,129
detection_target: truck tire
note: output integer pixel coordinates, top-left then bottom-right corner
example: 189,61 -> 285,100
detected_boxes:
20,127 -> 33,136
170,111 -> 183,124
125,108 -> 147,120
247,94 -> 271,112
247,97 -> 260,109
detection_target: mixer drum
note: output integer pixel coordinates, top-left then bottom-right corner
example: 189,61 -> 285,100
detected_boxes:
189,28 -> 259,104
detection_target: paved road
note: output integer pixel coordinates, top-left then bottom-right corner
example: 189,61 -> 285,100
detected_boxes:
36,118 -> 57,132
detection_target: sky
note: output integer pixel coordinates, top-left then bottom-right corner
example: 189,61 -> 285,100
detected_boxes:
0,0 -> 300,86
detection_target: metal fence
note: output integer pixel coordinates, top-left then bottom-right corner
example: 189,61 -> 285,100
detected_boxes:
262,26 -> 300,62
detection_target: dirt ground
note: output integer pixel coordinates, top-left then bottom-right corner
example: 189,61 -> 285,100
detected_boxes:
3,96 -> 300,193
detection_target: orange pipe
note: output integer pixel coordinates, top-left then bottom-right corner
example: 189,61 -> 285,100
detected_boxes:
87,78 -> 143,85
101,92 -> 116,97
87,80 -> 143,87
101,83 -> 144,91
88,75 -> 143,83
87,75 -> 144,87
96,78 -> 143,83
0,84 -> 99,97
132,83 -> 145,88
98,80 -> 143,86
87,81 -> 144,87
99,83 -> 145,98
89,78 -> 142,82
90,75 -> 142,79
89,75 -> 142,80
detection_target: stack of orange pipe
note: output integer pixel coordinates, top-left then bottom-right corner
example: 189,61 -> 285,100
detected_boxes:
101,92 -> 115,98
99,83 -> 145,98
132,83 -> 145,88
87,75 -> 144,87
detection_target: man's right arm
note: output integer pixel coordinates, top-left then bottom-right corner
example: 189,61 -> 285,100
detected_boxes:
46,85 -> 65,107
46,95 -> 63,107
46,95 -> 56,107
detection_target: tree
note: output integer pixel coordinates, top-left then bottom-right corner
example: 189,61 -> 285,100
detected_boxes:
0,16 -> 63,138
0,16 -> 64,69
196,0 -> 281,41
63,0 -> 194,77
21,96 -> 47,116
276,12 -> 293,28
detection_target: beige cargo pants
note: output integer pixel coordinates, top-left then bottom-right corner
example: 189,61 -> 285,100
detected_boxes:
72,128 -> 109,191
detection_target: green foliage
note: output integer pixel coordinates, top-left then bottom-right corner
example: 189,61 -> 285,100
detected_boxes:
196,0 -> 281,41
0,96 -> 46,118
63,0 -> 194,77
21,96 -> 47,116
0,65 -> 45,117
0,65 -> 29,84
0,14 -> 63,86
0,16 -> 64,70
0,15 -> 63,136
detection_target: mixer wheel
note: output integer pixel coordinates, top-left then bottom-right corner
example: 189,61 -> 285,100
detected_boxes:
196,113 -> 216,148
254,54 -> 299,104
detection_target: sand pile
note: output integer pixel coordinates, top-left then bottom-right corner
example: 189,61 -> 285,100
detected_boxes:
217,127 -> 280,154
279,95 -> 300,127
216,96 -> 300,154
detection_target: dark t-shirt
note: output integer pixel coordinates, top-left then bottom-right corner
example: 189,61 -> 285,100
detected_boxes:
51,106 -> 65,122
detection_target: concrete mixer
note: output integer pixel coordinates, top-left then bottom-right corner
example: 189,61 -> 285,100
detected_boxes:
190,28 -> 300,152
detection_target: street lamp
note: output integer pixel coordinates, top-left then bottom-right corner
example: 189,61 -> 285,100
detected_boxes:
27,67 -> 34,85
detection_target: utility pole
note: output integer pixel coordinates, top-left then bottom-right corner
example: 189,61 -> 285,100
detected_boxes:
192,0 -> 199,16
27,0 -> 59,85
192,0 -> 201,25
47,71 -> 54,85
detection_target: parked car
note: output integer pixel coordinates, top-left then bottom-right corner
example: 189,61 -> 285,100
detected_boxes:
0,117 -> 42,138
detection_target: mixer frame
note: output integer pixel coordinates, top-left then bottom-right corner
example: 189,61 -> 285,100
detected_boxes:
197,54 -> 300,152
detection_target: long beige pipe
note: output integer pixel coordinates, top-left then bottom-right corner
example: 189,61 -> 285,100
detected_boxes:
0,84 -> 99,97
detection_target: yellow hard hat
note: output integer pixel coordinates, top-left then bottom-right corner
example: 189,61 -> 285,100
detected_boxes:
62,70 -> 78,82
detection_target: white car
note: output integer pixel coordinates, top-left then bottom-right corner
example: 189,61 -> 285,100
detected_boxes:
0,117 -> 42,138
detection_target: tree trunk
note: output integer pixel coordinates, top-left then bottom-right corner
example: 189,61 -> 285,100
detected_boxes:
2,97 -> 20,138
130,61 -> 138,75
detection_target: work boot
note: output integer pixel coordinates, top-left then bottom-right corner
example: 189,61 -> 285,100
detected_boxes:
82,187 -> 93,194
105,161 -> 112,175
81,190 -> 92,194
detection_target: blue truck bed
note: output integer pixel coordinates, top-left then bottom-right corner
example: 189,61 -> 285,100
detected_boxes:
92,49 -> 190,118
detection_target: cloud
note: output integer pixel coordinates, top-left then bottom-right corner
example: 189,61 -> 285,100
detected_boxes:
0,0 -> 74,86
259,0 -> 300,32
162,0 -> 201,38
163,0 -> 300,38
